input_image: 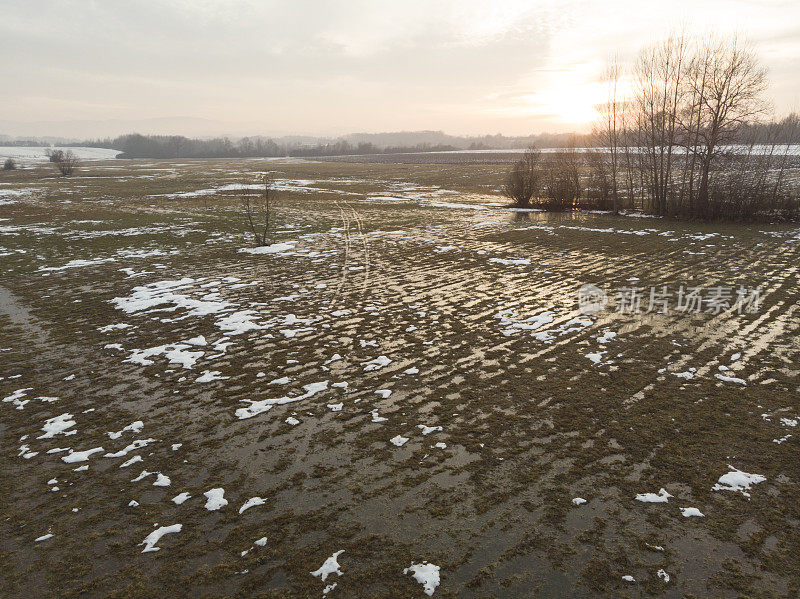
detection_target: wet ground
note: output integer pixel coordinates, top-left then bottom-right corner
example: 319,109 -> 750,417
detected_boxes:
1,158 -> 799,598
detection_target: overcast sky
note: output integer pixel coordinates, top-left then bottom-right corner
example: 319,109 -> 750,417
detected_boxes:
2,0 -> 799,138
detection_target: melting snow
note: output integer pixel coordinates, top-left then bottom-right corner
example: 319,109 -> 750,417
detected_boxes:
62,447 -> 105,463
711,466 -> 766,498
196,370 -> 228,382
125,344 -> 204,369
38,413 -> 77,439
239,242 -> 297,255
418,425 -> 442,435
488,257 -> 530,266
203,488 -> 228,510
120,455 -> 143,467
715,373 -> 747,385
635,488 -> 672,503
112,278 -> 229,316
39,258 -> 116,272
140,524 -> 182,553
107,421 -> 143,439
310,550 -> 345,582
495,309 -> 553,336
363,356 -> 392,371
586,352 -> 605,365
3,388 -> 32,410
105,438 -> 154,458
239,497 -> 266,514
404,562 -> 440,596
597,331 -> 617,344
235,380 -> 329,419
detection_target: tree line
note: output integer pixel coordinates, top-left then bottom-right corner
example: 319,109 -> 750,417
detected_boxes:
78,134 -> 466,158
80,133 -> 603,159
505,33 -> 800,221
1,132 -> 614,158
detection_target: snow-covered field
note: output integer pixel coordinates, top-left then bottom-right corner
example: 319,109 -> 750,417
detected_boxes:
1,157 -> 799,597
0,146 -> 121,164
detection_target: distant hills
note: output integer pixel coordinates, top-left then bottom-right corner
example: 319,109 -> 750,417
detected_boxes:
2,116 -> 797,159
0,129 -> 588,152
0,130 -> 592,159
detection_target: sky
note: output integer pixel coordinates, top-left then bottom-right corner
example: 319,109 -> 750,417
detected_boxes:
1,0 -> 799,139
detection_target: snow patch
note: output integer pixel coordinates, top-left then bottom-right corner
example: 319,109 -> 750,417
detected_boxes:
239,497 -> 266,514
634,488 -> 671,503
363,356 -> 392,371
404,562 -> 440,596
203,488 -> 228,510
310,550 -> 345,582
140,524 -> 182,553
712,466 -> 765,498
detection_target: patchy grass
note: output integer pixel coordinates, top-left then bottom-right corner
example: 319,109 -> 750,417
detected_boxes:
1,157 -> 799,597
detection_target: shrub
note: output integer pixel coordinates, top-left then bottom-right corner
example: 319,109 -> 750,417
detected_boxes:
584,151 -> 612,210
2,158 -> 16,171
502,147 -> 541,208
539,150 -> 582,211
241,175 -> 274,246
46,149 -> 65,163
54,150 -> 79,176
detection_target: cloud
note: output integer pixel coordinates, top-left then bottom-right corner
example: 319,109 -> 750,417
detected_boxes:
1,0 -> 797,137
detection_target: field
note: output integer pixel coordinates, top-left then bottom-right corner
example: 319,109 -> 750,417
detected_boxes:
2,157 -> 800,598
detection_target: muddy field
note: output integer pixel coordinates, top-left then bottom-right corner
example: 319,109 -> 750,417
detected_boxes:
1,157 -> 799,598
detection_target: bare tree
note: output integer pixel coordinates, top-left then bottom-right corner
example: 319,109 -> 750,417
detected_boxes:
619,89 -> 638,211
684,35 -> 768,218
595,56 -> 622,212
241,174 -> 273,246
633,32 -> 689,215
593,32 -> 787,220
767,113 -> 800,217
502,147 -> 541,208
54,150 -> 79,176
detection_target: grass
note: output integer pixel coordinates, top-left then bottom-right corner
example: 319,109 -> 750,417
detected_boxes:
1,157 -> 799,597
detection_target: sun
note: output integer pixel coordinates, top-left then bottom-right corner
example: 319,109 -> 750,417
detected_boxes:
543,87 -> 603,126
531,67 -> 608,128
498,58 -> 628,130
